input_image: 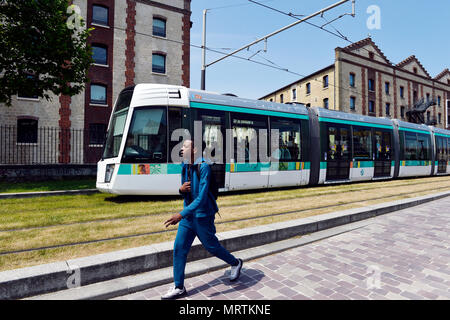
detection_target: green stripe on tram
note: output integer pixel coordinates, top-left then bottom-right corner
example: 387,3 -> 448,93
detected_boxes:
190,101 -> 309,120
434,132 -> 450,138
398,127 -> 430,135
117,162 -> 311,175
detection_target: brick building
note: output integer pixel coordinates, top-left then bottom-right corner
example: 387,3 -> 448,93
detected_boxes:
0,0 -> 191,164
261,38 -> 450,130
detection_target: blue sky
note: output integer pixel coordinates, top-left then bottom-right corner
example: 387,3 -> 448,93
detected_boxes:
189,0 -> 450,99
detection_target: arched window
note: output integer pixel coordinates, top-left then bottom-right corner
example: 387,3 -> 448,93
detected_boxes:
153,17 -> 166,37
92,5 -> 108,26
152,53 -> 166,74
90,84 -> 107,105
92,44 -> 108,65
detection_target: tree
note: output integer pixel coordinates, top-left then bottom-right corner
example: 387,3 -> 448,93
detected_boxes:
0,0 -> 93,106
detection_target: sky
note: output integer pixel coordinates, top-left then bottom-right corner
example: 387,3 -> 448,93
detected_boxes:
188,0 -> 450,100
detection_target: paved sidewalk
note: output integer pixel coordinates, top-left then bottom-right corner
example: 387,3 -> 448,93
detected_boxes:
114,196 -> 450,300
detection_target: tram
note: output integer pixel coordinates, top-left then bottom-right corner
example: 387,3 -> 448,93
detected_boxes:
96,84 -> 450,195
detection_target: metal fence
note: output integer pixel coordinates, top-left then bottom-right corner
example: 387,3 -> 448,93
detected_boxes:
0,125 -> 105,165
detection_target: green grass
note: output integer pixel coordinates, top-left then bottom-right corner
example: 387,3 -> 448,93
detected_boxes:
0,178 -> 96,194
0,175 -> 449,271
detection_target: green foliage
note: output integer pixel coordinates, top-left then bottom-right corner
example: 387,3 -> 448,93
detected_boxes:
0,0 -> 93,106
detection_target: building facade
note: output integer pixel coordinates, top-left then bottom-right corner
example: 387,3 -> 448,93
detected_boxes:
261,38 -> 450,130
0,0 -> 191,164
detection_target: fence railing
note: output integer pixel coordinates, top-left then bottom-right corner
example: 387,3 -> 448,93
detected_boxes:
0,125 -> 105,165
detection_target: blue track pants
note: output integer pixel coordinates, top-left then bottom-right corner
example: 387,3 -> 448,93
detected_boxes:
173,215 -> 238,288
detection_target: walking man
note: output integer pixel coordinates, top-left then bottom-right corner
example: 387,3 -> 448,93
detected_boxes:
162,139 -> 243,300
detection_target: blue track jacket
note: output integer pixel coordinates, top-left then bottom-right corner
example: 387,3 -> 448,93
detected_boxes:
180,157 -> 219,218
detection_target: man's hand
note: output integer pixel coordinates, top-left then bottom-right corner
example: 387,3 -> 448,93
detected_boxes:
179,181 -> 191,193
164,213 -> 183,228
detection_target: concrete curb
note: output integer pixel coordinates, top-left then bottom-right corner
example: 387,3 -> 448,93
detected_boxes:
0,189 -> 99,199
1,190 -> 449,300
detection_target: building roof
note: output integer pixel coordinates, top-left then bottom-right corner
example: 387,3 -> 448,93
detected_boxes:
434,68 -> 450,81
340,37 -> 392,65
396,55 -> 431,78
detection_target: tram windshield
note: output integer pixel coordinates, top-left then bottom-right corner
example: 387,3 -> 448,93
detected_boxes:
103,90 -> 133,159
122,107 -> 167,163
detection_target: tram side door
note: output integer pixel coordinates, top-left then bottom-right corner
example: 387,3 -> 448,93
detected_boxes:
373,130 -> 392,177
437,137 -> 446,174
326,124 -> 351,181
195,110 -> 226,189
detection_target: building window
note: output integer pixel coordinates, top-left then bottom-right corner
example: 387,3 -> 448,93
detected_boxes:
18,74 -> 39,99
413,67 -> 418,74
89,123 -> 106,145
368,79 -> 375,92
438,96 -> 441,106
306,83 -> 311,95
280,94 -> 284,103
92,44 -> 108,65
323,75 -> 329,88
426,111 -> 430,122
292,88 -> 296,100
350,96 -> 356,110
92,5 -> 108,26
385,82 -> 390,95
438,113 -> 442,124
401,106 -> 405,118
152,53 -> 166,74
385,103 -> 390,116
413,90 -> 418,103
17,118 -> 38,143
269,98 -> 273,102
349,73 -> 355,87
153,17 -> 166,37
369,51 -> 374,60
91,84 -> 107,105
426,93 -> 430,102
369,100 -> 375,113
400,86 -> 404,98
323,98 -> 329,109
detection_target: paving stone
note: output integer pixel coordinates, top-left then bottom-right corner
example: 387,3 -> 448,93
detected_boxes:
116,196 -> 450,301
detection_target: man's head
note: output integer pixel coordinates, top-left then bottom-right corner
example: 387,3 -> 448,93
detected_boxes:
180,139 -> 205,162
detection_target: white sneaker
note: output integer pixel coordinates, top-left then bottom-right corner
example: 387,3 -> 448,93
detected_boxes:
161,286 -> 187,300
229,259 -> 243,281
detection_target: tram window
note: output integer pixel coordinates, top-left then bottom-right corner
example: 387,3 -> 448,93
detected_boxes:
123,107 -> 167,163
201,114 -> 224,162
231,114 -> 268,163
374,130 -> 392,160
103,90 -> 133,159
352,127 -> 372,160
404,132 -> 418,160
417,133 -> 431,160
168,107 -> 183,163
327,127 -> 338,160
270,118 -> 301,161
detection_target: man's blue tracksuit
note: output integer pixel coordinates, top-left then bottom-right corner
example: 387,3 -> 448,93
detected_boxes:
174,157 -> 238,288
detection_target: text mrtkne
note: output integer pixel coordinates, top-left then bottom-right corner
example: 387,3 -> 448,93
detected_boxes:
179,304 -> 271,317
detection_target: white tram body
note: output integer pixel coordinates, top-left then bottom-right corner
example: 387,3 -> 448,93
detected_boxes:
97,84 -> 450,195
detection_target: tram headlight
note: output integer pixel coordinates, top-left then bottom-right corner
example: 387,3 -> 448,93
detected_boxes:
105,164 -> 115,183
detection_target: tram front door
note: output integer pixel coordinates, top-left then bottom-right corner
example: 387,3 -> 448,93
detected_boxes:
326,124 -> 351,181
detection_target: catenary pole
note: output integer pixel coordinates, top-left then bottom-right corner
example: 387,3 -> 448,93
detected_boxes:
201,0 -> 354,90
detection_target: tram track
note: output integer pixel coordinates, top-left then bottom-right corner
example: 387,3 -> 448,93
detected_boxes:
0,178 -> 443,233
1,185 -> 448,256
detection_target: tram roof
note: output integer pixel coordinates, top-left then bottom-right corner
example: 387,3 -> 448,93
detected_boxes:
314,107 -> 394,127
188,89 -> 309,116
395,119 -> 433,133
